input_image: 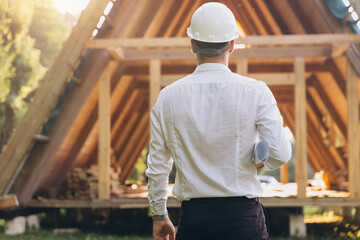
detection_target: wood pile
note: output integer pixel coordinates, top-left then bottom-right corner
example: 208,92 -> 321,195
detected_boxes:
65,168 -> 90,199
63,165 -> 123,200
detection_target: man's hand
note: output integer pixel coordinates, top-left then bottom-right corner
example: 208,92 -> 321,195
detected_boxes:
256,162 -> 264,169
153,217 -> 175,240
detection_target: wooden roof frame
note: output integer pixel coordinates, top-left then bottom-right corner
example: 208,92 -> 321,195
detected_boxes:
1,0 -> 360,209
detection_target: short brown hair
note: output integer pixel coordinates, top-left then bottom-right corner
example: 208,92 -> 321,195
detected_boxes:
193,40 -> 231,57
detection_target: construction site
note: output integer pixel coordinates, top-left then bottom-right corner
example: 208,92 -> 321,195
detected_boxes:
1,0 -> 360,238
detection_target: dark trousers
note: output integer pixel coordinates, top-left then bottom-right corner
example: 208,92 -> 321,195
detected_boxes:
175,196 -> 269,240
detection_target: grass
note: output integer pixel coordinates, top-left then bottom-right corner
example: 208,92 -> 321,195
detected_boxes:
0,228 -> 351,240
0,229 -> 153,240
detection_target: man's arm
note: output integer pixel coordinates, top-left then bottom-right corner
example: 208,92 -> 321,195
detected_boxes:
145,95 -> 175,239
256,83 -> 292,171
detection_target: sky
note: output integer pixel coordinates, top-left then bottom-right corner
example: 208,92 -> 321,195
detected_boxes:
51,0 -> 90,15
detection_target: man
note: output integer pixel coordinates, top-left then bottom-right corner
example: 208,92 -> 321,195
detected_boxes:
145,2 -> 292,240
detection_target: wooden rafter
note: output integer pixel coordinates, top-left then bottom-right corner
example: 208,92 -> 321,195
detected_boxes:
252,0 -> 282,35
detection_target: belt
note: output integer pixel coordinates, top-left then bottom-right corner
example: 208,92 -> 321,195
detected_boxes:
186,196 -> 259,204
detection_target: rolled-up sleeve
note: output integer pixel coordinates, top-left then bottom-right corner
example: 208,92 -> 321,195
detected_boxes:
145,93 -> 172,216
255,83 -> 292,171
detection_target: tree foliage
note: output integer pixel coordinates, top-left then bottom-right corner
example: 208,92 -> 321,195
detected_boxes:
0,0 -> 71,151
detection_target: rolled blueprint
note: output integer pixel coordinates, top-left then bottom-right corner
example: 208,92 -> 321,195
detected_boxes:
253,140 -> 270,165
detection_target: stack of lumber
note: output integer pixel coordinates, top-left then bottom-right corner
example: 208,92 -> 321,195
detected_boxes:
63,165 -> 123,200
65,168 -> 90,199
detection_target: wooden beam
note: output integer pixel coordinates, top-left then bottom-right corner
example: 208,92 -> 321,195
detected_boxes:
294,57 -> 308,198
161,73 -> 295,87
149,59 -> 161,109
144,0 -> 174,37
163,0 -> 191,37
118,112 -> 150,181
253,0 -> 282,35
108,47 -> 124,61
238,0 -> 268,35
114,95 -> 146,155
26,196 -> 360,209
65,63 -> 128,170
111,90 -> 145,151
85,34 -> 360,49
331,43 -> 349,57
0,195 -> 19,209
119,112 -> 150,183
311,75 -> 347,139
98,65 -> 111,200
236,59 -> 248,75
119,46 -> 334,60
347,61 -> 360,198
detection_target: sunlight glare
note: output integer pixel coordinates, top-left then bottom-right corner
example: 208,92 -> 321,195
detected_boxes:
97,16 -> 105,28
342,0 -> 350,7
104,2 -> 113,16
52,0 -> 90,15
351,11 -> 359,21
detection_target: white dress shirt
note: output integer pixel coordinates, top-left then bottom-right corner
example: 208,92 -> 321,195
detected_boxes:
145,63 -> 292,215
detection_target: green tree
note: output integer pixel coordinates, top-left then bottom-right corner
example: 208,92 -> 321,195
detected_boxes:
0,0 -> 70,151
29,0 -> 71,68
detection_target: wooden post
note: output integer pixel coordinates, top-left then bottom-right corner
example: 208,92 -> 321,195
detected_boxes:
98,64 -> 111,200
236,58 -> 248,75
347,60 -> 360,199
280,163 -> 289,184
294,57 -> 307,198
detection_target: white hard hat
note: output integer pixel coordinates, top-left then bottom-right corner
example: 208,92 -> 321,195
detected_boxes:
187,2 -> 239,43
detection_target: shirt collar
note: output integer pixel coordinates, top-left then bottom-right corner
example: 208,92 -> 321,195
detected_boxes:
194,63 -> 231,73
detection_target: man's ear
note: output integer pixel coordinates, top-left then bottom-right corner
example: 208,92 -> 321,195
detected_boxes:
229,40 -> 235,54
190,39 -> 195,54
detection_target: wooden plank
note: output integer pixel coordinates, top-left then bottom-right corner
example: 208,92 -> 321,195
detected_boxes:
311,75 -> 347,139
161,73 -> 295,86
111,89 -> 144,148
253,0 -> 282,35
347,61 -> 360,199
119,114 -> 150,183
108,47 -> 124,61
113,96 -> 145,154
144,0 -> 175,37
73,77 -> 137,169
163,0 -> 191,37
307,89 -> 346,170
281,164 -> 289,184
117,106 -> 149,169
0,195 -> 19,209
120,46 -> 334,60
294,57 -> 307,198
61,63 -> 127,171
85,34 -> 360,49
0,0 -> 111,196
239,0 -> 268,35
236,59 -> 248,75
26,196 -> 360,209
98,65 -> 111,200
331,43 -> 349,57
149,59 -> 161,109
